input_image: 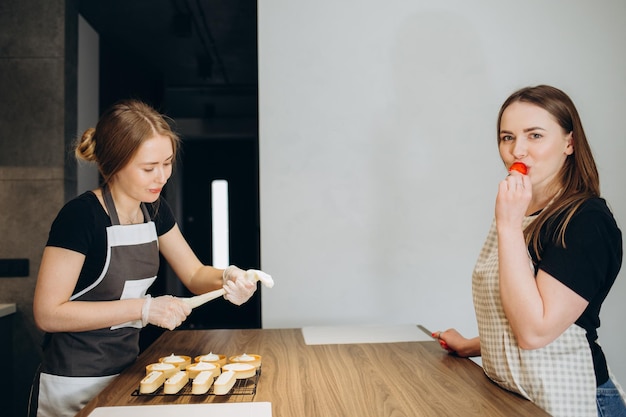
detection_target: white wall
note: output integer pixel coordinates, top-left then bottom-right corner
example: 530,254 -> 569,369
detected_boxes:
258,0 -> 626,384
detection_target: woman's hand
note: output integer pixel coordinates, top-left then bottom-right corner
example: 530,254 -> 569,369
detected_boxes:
435,329 -> 481,357
143,295 -> 191,330
495,171 -> 532,227
222,265 -> 258,305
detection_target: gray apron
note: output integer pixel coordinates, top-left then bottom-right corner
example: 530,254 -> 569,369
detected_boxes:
473,216 -> 597,417
37,186 -> 159,417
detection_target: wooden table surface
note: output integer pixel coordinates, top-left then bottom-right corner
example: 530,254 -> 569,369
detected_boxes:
75,328 -> 549,417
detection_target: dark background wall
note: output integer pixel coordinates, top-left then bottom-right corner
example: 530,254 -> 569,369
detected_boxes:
0,1 -> 78,416
0,1 -> 259,416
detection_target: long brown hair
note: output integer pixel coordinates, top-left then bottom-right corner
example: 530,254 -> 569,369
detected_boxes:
75,99 -> 180,186
497,85 -> 600,257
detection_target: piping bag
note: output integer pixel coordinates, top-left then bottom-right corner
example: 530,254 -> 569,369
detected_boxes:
183,270 -> 274,309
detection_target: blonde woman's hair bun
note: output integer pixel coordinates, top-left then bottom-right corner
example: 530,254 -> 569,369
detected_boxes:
75,127 -> 98,162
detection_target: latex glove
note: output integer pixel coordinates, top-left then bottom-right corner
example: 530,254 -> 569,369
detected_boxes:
141,295 -> 191,330
222,265 -> 257,306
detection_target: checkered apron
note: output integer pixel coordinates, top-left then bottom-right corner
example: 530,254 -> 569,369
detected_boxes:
473,216 -> 597,417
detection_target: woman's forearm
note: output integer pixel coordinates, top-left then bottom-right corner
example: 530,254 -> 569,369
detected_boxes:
34,298 -> 145,333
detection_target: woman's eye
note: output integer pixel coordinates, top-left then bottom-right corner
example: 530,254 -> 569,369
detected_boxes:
501,135 -> 513,142
144,168 -> 154,173
530,133 -> 542,139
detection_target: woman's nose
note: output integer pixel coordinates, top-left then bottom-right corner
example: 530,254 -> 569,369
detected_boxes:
512,137 -> 528,158
155,167 -> 167,183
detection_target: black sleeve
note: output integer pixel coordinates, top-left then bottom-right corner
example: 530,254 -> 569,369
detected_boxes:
46,195 -> 97,255
537,202 -> 622,301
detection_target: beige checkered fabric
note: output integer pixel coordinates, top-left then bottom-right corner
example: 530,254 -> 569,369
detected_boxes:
472,217 -> 597,417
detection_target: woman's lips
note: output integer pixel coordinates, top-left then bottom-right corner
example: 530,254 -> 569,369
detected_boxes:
149,188 -> 162,194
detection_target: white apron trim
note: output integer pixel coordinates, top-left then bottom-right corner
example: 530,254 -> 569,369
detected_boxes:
37,372 -> 117,417
111,276 -> 157,329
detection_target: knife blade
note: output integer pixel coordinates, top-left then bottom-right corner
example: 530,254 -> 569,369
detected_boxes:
417,324 -> 452,352
417,324 -> 437,339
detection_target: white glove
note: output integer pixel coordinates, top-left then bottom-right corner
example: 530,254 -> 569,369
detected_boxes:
141,295 -> 191,330
222,265 -> 258,306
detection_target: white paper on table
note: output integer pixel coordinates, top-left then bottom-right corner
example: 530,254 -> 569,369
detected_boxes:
301,324 -> 432,345
88,402 -> 272,417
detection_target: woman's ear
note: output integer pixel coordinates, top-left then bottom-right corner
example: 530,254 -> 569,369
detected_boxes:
565,131 -> 574,155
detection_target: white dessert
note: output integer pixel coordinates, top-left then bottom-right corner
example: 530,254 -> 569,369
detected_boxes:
199,352 -> 220,362
196,352 -> 226,366
163,371 -> 189,394
191,371 -> 214,395
229,353 -> 261,369
145,362 -> 179,378
234,353 -> 255,362
213,370 -> 236,395
160,353 -> 191,370
139,371 -> 166,394
187,361 -> 219,379
222,362 -> 256,379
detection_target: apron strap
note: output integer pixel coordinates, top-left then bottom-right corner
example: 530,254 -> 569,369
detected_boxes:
102,184 -> 120,225
102,184 -> 152,225
140,200 -> 151,223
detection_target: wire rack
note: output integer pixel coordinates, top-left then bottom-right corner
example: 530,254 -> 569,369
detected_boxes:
131,367 -> 260,400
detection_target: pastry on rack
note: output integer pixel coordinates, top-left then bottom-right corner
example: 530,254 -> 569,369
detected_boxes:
163,370 -> 189,394
229,353 -> 261,369
145,362 -> 179,378
213,370 -> 237,395
139,371 -> 166,394
222,362 -> 256,379
195,352 -> 227,367
191,370 -> 214,395
186,361 -> 220,379
159,353 -> 191,370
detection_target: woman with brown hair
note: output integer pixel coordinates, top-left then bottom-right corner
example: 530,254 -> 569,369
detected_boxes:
436,85 -> 626,416
32,99 -> 263,416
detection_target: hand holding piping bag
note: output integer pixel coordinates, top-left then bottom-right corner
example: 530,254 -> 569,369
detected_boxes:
182,267 -> 274,309
222,266 -> 274,306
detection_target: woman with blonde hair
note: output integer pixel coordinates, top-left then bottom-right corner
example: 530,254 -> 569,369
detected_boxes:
33,99 -> 262,416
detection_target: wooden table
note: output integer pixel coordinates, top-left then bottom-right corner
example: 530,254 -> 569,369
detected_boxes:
76,328 -> 549,417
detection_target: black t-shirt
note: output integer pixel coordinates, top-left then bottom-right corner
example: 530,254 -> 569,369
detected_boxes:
46,191 -> 176,296
529,198 -> 623,385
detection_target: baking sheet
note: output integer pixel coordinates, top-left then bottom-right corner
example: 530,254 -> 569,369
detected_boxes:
88,402 -> 271,417
301,324 -> 432,345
